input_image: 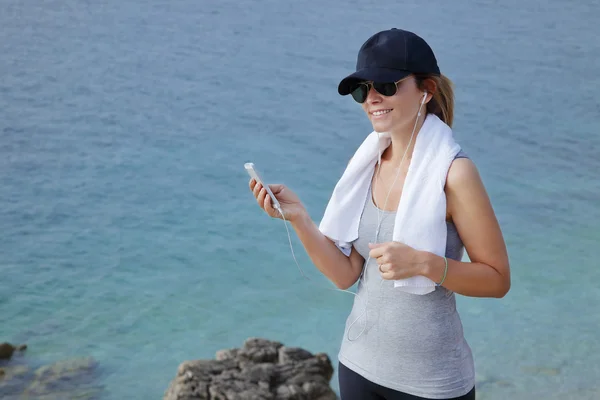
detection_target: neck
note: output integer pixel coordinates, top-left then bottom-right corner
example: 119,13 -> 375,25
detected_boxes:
382,113 -> 427,166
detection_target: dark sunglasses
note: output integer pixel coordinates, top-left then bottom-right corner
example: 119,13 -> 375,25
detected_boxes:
350,78 -> 406,104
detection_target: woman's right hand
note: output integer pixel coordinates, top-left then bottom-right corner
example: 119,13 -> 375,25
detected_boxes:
249,178 -> 306,222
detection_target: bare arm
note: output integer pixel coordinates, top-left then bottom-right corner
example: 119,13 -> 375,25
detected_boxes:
290,213 -> 365,290
250,178 -> 365,290
421,158 -> 511,298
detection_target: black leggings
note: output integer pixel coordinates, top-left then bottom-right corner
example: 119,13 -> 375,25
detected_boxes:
338,362 -> 476,400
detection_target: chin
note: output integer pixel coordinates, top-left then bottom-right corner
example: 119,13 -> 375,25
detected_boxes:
371,121 -> 392,133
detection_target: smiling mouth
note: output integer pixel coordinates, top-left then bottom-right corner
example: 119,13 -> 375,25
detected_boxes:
372,109 -> 392,116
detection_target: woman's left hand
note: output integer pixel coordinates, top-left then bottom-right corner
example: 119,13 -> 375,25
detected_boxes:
368,242 -> 426,280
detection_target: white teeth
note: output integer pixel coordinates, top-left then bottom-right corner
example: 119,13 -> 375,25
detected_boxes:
372,109 -> 391,116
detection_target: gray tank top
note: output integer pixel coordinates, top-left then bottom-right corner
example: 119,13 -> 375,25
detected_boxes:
338,153 -> 475,398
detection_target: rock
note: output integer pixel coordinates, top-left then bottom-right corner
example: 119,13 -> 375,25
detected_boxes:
32,356 -> 96,380
0,342 -> 27,360
0,344 -> 101,400
164,338 -> 338,400
0,343 -> 15,361
278,347 -> 313,365
238,338 -> 283,365
0,365 -> 29,381
22,356 -> 99,398
0,343 -> 15,360
216,349 -> 239,362
0,365 -> 31,398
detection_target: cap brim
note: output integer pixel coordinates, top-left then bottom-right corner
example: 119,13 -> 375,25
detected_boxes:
338,68 -> 411,95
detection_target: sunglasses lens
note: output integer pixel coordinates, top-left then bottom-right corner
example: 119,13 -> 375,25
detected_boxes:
373,82 -> 398,97
351,84 -> 368,103
349,81 -> 398,103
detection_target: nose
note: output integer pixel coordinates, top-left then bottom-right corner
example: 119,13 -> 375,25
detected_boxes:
365,84 -> 382,104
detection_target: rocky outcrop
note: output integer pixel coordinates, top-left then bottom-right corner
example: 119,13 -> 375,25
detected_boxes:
21,357 -> 99,398
0,342 -> 100,400
164,338 -> 338,400
0,343 -> 27,360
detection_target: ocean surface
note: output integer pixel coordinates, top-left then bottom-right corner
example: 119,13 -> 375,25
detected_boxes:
1,0 -> 599,399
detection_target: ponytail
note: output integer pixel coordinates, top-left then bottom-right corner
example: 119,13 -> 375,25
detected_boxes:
415,74 -> 455,128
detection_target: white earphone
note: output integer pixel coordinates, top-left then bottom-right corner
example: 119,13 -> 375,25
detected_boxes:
417,91 -> 428,117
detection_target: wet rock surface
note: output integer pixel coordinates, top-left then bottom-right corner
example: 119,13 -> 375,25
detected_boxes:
0,341 -> 102,400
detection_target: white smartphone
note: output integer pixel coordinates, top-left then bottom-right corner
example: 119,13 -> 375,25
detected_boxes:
244,162 -> 281,210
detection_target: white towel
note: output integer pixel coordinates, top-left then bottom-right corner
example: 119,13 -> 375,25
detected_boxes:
318,114 -> 461,295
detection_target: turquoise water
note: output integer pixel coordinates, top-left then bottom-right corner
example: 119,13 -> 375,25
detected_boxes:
1,0 -> 600,399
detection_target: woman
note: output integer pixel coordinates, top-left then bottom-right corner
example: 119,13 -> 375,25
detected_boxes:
249,28 -> 510,400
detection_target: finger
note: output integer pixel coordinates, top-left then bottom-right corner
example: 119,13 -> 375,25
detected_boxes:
379,264 -> 394,279
378,262 -> 389,273
249,178 -> 256,191
265,193 -> 282,218
369,245 -> 386,259
380,271 -> 394,280
263,191 -> 275,214
253,182 -> 263,198
269,184 -> 284,195
257,187 -> 267,208
368,242 -> 386,249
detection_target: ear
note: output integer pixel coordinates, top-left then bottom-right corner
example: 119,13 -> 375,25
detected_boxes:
422,79 -> 437,104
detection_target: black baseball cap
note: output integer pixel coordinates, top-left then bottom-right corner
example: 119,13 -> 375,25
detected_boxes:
338,28 -> 441,96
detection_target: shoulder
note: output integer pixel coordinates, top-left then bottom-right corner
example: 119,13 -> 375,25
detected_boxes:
446,154 -> 481,193
445,154 -> 491,219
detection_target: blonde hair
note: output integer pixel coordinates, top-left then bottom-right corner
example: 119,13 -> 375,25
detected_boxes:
415,74 -> 455,128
